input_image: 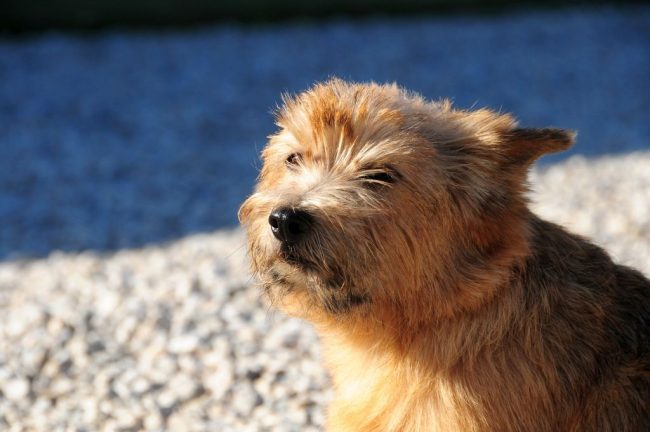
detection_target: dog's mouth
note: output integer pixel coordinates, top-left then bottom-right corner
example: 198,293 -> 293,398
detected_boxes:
278,243 -> 344,284
266,245 -> 370,314
279,244 -> 315,271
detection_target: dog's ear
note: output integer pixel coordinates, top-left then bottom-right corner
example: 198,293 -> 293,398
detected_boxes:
501,128 -> 575,167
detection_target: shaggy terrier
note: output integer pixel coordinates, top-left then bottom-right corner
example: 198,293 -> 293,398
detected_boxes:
239,79 -> 649,431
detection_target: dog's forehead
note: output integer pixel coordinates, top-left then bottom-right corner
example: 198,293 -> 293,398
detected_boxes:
270,126 -> 412,170
271,105 -> 417,169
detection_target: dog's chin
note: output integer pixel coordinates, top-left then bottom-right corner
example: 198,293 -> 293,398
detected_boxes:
260,251 -> 371,315
258,257 -> 319,313
279,246 -> 317,274
265,251 -> 323,290
257,252 -> 314,296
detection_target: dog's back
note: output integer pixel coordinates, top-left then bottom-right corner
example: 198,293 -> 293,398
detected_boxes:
522,217 -> 650,432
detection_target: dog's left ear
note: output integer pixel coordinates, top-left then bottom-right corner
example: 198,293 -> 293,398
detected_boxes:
501,128 -> 576,167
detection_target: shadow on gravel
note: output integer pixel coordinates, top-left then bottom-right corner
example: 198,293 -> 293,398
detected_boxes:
1,7 -> 648,260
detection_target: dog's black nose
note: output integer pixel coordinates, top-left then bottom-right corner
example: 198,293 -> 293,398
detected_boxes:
269,207 -> 312,243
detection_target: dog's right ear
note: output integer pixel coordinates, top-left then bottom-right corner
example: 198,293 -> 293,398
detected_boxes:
501,128 -> 576,167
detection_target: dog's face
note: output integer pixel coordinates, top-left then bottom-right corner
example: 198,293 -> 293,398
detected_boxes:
240,80 -> 573,319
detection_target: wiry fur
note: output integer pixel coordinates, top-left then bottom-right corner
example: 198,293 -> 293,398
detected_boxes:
239,79 -> 650,431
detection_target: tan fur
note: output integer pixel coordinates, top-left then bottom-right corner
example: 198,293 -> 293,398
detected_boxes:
239,79 -> 650,431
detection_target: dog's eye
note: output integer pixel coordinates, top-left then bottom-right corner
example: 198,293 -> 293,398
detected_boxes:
285,153 -> 302,168
360,167 -> 399,187
362,172 -> 394,183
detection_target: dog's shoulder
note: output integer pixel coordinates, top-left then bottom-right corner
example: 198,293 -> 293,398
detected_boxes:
522,214 -> 650,361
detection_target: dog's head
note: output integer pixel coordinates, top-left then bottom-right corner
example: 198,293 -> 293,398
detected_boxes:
240,79 -> 574,321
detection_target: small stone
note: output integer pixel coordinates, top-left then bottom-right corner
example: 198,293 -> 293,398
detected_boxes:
168,335 -> 199,354
205,360 -> 234,400
4,377 -> 30,402
231,382 -> 263,416
131,376 -> 151,395
168,373 -> 201,401
49,378 -> 74,398
157,390 -> 179,420
144,412 -> 163,430
6,304 -> 43,337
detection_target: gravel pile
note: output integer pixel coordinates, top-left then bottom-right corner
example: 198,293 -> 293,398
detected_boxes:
0,227 -> 329,431
1,152 -> 649,431
0,228 -> 329,431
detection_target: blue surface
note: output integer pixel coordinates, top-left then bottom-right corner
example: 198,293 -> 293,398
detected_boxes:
1,7 -> 649,259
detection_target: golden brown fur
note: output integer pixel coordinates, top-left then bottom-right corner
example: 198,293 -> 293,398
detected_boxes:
239,79 -> 650,431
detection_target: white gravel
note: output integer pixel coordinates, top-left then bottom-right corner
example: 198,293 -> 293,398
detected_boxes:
0,228 -> 330,431
1,152 -> 649,431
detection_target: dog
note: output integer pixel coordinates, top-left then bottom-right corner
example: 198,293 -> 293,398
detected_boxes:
239,79 -> 649,431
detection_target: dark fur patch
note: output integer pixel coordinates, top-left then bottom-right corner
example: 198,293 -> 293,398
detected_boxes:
322,292 -> 370,314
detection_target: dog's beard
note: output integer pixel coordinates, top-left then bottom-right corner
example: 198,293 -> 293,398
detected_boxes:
259,236 -> 371,314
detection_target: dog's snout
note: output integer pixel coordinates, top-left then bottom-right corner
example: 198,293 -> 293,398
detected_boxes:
269,207 -> 313,243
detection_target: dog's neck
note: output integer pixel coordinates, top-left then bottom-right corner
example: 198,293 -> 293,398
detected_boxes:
315,209 -> 533,366
314,217 -> 533,431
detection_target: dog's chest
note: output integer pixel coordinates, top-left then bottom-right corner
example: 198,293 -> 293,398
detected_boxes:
323,339 -> 475,431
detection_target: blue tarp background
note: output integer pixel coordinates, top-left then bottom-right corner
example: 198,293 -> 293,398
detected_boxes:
1,6 -> 649,259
